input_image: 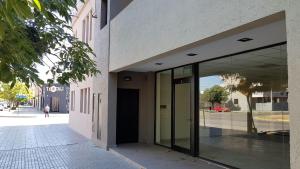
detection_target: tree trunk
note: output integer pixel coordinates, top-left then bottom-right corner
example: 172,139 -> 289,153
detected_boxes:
246,95 -> 257,134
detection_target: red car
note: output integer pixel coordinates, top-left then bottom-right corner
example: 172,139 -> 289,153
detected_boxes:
213,106 -> 230,112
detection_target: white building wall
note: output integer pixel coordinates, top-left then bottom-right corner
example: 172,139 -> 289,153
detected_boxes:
109,0 -> 287,71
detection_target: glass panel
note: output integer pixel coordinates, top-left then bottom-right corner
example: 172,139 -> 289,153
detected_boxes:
174,79 -> 191,150
155,70 -> 172,147
198,44 -> 289,169
174,65 -> 193,79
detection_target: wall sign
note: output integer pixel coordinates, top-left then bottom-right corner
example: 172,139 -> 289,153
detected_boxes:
46,86 -> 64,93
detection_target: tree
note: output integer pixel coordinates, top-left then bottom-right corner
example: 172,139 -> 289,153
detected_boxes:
0,0 -> 99,86
222,73 -> 269,134
201,85 -> 229,108
0,82 -> 33,106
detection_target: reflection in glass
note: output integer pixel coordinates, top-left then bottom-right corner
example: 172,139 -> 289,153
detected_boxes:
199,44 -> 289,169
155,70 -> 172,147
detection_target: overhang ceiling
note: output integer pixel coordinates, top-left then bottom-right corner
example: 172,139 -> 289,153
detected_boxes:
125,20 -> 286,72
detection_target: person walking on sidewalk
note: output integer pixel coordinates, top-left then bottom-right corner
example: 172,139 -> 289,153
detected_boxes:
44,105 -> 50,118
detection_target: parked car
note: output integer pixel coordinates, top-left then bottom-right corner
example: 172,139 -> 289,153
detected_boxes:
213,106 -> 230,112
0,104 -> 4,111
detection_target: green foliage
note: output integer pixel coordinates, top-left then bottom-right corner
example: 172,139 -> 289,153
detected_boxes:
0,0 -> 99,86
201,85 -> 229,106
0,81 -> 33,104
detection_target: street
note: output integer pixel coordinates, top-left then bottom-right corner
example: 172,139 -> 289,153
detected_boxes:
200,110 -> 289,132
0,107 -> 137,169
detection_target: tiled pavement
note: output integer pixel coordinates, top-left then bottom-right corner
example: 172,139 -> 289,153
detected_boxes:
0,124 -> 137,169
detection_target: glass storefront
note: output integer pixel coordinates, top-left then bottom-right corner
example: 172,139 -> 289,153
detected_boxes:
198,44 -> 289,169
155,70 -> 172,147
155,43 -> 289,169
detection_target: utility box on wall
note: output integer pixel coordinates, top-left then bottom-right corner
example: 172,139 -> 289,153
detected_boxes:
41,84 -> 70,113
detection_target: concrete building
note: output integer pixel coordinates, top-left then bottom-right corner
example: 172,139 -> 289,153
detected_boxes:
30,84 -> 42,109
69,1 -> 300,169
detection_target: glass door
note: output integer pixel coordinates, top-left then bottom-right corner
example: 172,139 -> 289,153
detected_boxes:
173,77 -> 192,152
172,65 -> 194,153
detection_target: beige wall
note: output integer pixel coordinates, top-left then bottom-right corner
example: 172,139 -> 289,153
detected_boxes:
69,0 -> 94,139
109,0 -> 286,71
286,0 -> 300,168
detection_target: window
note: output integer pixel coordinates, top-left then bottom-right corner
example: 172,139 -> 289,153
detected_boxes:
82,19 -> 86,42
155,70 -> 172,147
97,93 -> 101,139
92,93 -> 95,122
87,88 -> 90,114
71,91 -> 75,111
234,99 -> 238,104
80,88 -> 90,114
89,11 -> 93,41
100,0 -> 108,29
84,88 -> 87,113
85,15 -> 89,43
198,44 -> 288,169
80,89 -> 83,113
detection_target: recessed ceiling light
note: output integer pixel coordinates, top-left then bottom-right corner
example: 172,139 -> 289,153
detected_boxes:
155,62 -> 163,65
237,38 -> 253,42
187,53 -> 198,56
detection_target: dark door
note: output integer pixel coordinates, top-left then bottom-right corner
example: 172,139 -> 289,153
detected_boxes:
50,97 -> 59,112
117,89 -> 139,144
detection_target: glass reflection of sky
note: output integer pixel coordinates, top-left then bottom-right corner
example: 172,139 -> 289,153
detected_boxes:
199,75 -> 223,92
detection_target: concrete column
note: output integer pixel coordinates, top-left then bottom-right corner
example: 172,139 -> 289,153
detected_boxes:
286,1 -> 300,169
107,73 -> 118,147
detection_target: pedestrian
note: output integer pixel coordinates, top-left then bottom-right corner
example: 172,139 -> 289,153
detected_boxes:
44,104 -> 50,118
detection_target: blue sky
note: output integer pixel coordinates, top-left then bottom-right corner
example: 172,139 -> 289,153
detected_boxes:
199,75 -> 223,91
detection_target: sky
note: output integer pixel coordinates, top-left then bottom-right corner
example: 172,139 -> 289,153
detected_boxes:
199,75 -> 223,93
36,55 -> 59,82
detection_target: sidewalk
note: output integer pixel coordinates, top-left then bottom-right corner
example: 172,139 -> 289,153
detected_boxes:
0,108 -> 138,169
0,107 -> 68,126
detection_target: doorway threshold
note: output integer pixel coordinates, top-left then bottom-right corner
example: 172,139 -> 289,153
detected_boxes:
109,143 -> 227,169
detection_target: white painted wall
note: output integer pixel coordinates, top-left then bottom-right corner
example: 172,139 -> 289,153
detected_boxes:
109,0 -> 286,71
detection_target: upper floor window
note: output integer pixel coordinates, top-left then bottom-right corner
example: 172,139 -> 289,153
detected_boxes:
100,0 -> 108,29
86,15 -> 89,43
82,19 -> 86,42
89,11 -> 93,41
71,91 -> 75,111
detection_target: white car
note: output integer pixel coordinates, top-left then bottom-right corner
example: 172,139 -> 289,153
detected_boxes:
0,104 -> 4,111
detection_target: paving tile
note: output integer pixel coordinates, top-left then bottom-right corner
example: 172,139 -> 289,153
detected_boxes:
0,124 -> 137,169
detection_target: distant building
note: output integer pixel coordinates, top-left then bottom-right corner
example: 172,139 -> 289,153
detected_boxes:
41,84 -> 69,113
30,84 -> 42,109
228,91 -> 288,112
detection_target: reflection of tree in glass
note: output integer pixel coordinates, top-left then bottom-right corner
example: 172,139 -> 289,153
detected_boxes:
201,85 -> 229,108
221,73 -> 271,134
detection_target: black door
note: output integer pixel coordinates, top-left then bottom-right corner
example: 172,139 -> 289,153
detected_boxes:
117,89 -> 139,144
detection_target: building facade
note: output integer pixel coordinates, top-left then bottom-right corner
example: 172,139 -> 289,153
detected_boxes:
70,1 -> 300,169
41,84 -> 70,113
